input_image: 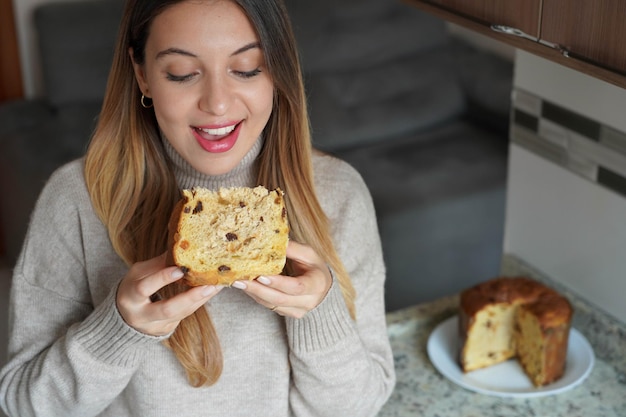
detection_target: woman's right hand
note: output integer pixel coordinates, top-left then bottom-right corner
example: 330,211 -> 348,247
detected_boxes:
116,253 -> 222,336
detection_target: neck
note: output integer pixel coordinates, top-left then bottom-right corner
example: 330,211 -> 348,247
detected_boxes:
162,135 -> 263,190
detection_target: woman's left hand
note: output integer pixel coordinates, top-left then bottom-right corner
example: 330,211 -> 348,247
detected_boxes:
232,240 -> 332,318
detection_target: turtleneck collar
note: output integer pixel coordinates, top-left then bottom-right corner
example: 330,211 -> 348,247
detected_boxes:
161,133 -> 263,191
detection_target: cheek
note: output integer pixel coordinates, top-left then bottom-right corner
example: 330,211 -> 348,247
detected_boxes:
249,83 -> 275,123
152,101 -> 193,146
152,92 -> 192,126
153,105 -> 181,134
145,74 -> 192,125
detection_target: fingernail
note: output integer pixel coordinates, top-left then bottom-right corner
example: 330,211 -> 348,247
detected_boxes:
201,285 -> 216,296
257,276 -> 271,285
231,281 -> 247,289
171,268 -> 185,279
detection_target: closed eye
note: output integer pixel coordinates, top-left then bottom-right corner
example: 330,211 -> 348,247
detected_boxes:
166,73 -> 195,83
232,68 -> 262,79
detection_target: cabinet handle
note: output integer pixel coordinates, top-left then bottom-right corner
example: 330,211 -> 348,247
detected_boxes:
490,24 -> 565,52
491,24 -> 626,76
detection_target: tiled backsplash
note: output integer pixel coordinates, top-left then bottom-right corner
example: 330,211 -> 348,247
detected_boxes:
511,89 -> 626,198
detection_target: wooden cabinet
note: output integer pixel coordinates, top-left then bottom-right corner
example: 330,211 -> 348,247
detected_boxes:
429,0 -> 541,37
0,0 -> 23,102
405,0 -> 626,89
541,0 -> 626,76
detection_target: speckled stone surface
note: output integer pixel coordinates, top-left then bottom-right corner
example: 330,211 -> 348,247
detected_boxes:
379,254 -> 626,417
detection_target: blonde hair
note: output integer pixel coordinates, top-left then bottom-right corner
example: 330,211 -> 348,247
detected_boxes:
84,0 -> 355,387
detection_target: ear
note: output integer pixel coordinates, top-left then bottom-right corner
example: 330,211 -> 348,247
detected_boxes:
129,47 -> 150,96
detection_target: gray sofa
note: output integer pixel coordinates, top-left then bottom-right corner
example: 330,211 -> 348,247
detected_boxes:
0,0 -> 124,262
0,0 -> 512,312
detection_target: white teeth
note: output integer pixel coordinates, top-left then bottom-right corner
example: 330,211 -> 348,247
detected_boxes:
200,125 -> 236,135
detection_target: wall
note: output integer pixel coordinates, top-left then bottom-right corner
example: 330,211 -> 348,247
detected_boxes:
505,50 -> 626,323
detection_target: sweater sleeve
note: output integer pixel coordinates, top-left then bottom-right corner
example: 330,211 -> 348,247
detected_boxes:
286,155 -> 396,417
0,162 -> 166,417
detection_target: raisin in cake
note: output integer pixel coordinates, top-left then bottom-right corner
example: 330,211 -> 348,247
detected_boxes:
458,276 -> 573,386
168,186 -> 289,286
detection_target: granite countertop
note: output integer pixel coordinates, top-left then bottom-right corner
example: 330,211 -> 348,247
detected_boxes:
379,254 -> 626,417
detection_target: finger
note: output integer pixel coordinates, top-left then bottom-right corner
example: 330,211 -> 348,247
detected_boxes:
244,289 -> 308,319
136,285 -> 223,335
243,289 -> 286,315
117,255 -> 185,314
151,284 -> 222,321
127,253 -> 175,287
257,274 -> 310,297
132,252 -> 168,278
243,278 -> 290,303
243,277 -> 320,312
285,240 -> 321,266
285,241 -> 331,280
133,266 -> 185,301
121,268 -> 184,307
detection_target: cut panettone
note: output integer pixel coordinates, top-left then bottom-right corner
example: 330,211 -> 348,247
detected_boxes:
458,277 -> 573,386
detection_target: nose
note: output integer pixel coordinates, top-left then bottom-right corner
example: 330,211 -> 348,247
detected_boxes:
198,74 -> 231,115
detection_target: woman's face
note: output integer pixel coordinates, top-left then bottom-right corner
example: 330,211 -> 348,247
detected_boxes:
131,0 -> 274,176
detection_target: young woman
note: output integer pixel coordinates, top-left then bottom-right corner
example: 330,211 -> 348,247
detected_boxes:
0,0 -> 395,416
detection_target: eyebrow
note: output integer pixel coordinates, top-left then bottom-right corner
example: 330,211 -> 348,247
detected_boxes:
155,42 -> 261,60
232,42 -> 261,56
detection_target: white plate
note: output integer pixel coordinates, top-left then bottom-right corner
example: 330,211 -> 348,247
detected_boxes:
427,315 -> 595,398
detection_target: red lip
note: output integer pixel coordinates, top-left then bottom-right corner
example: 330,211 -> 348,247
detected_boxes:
192,122 -> 241,153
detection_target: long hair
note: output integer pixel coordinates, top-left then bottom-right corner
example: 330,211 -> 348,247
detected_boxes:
84,0 -> 356,387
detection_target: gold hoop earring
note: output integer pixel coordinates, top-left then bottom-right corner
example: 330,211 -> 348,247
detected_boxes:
141,94 -> 153,109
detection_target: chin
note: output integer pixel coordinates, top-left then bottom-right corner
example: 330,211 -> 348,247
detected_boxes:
192,156 -> 240,177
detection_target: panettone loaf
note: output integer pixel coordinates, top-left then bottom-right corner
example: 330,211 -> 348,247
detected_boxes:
168,186 -> 289,286
458,277 -> 573,386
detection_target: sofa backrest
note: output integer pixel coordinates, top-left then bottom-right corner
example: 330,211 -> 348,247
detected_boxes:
285,0 -> 449,73
34,0 -> 125,107
284,0 -> 466,151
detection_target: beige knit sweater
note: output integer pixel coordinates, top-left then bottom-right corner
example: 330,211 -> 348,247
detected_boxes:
0,138 -> 395,417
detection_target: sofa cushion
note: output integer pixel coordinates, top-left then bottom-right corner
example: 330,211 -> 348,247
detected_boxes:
0,100 -> 99,257
0,99 -> 54,141
34,0 -> 124,107
0,111 -> 95,260
307,49 -> 465,151
332,120 -> 509,215
330,120 -> 509,311
54,102 -> 103,149
285,0 -> 449,72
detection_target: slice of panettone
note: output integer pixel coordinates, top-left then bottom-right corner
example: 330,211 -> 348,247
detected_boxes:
168,186 -> 289,286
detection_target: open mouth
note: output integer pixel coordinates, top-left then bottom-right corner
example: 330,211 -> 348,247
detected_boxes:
191,122 -> 242,153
